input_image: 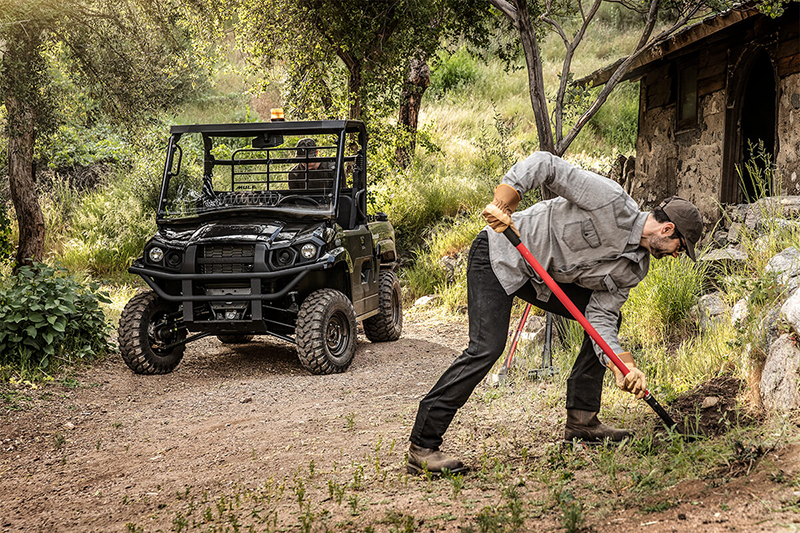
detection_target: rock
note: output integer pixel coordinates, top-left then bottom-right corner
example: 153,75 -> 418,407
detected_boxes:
727,222 -> 743,243
781,289 -> 800,336
702,396 -> 720,409
692,292 -> 727,333
731,298 -> 749,328
761,305 -> 782,349
711,230 -> 729,248
752,235 -> 771,255
413,295 -> 439,307
765,247 -> 800,286
439,253 -> 465,283
760,334 -> 800,410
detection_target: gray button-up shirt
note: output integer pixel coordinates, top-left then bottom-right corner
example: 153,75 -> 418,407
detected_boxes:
486,151 -> 650,365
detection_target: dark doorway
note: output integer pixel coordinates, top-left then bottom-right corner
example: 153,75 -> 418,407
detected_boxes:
738,50 -> 776,201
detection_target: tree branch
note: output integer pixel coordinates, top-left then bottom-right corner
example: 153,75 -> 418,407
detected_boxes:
488,0 -> 518,23
558,0 -> 706,153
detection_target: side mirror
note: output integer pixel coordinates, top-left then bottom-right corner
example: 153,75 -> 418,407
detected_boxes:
252,133 -> 285,149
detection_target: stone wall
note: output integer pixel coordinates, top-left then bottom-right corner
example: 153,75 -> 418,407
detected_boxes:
635,90 -> 725,224
777,72 -> 800,195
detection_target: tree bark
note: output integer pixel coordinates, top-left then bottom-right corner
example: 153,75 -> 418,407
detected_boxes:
5,94 -> 45,266
514,0 -> 554,154
396,57 -> 431,169
347,60 -> 362,120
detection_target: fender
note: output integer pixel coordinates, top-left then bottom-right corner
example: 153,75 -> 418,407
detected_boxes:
324,246 -> 354,273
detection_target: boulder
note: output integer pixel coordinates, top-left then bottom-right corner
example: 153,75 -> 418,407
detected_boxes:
781,289 -> 800,336
765,247 -> 800,286
731,298 -> 749,328
760,334 -> 800,410
691,292 -> 727,334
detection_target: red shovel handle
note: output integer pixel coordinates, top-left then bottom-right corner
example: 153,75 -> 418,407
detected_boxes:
502,228 -> 677,428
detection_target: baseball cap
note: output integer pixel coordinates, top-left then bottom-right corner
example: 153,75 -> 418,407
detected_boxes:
295,138 -> 317,158
658,196 -> 703,261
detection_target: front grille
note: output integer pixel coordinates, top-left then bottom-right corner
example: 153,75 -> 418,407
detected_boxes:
199,244 -> 255,274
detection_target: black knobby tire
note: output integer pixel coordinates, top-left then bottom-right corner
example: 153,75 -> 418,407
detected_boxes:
295,289 -> 357,375
363,270 -> 403,342
118,291 -> 186,375
217,334 -> 255,344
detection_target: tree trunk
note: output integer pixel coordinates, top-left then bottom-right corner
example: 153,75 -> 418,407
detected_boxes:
5,94 -> 45,266
396,57 -> 431,169
347,61 -> 362,120
515,0 -> 554,154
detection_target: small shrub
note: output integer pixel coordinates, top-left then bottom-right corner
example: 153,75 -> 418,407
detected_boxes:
430,48 -> 479,97
0,263 -> 111,378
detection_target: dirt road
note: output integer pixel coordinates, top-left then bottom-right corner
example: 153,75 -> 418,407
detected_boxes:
1,313 -> 799,532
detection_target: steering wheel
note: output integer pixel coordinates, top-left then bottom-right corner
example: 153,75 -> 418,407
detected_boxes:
276,195 -> 320,207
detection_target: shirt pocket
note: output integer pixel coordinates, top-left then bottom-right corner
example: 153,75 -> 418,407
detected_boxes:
563,218 -> 601,252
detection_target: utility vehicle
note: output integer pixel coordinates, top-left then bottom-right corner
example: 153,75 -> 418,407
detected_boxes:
118,119 -> 402,375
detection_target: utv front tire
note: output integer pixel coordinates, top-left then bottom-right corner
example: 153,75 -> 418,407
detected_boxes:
118,291 -> 186,375
363,270 -> 403,342
296,289 -> 357,375
217,335 -> 254,344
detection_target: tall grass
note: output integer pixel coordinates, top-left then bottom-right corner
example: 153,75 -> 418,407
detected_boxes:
622,256 -> 708,347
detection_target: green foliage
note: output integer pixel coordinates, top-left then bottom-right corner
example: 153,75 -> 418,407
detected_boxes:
0,204 -> 14,262
403,214 -> 484,299
238,0 -> 444,120
622,256 -> 707,347
371,168 -> 488,251
429,48 -> 479,97
0,263 -> 111,378
39,124 -> 133,170
587,82 -> 639,154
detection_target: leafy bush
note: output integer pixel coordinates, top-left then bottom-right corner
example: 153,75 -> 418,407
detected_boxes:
429,48 -> 479,97
39,124 -> 133,170
371,168 -> 489,251
0,263 -> 111,378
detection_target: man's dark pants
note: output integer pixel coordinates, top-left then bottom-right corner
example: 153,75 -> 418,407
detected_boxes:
411,231 -> 619,450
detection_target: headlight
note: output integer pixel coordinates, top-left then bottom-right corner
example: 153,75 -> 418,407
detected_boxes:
301,243 -> 316,259
149,247 -> 164,262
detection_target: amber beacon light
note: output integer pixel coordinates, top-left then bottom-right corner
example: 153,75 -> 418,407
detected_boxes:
270,108 -> 285,121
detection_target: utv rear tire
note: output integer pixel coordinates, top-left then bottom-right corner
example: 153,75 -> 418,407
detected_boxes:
363,270 -> 403,342
217,335 -> 254,344
296,289 -> 357,375
118,291 -> 186,375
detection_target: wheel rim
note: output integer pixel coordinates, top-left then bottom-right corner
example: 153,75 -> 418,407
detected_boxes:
147,310 -> 180,355
390,286 -> 401,327
326,311 -> 350,357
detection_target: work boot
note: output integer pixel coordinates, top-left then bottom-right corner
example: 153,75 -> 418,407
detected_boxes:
407,443 -> 467,475
564,409 -> 631,444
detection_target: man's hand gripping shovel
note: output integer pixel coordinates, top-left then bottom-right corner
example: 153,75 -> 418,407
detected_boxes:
500,225 -> 689,435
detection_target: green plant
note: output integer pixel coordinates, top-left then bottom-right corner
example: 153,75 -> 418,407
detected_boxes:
430,48 -> 479,97
0,263 -> 111,378
0,203 -> 14,263
622,255 -> 707,347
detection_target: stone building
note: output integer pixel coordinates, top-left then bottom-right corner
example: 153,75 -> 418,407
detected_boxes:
581,3 -> 799,222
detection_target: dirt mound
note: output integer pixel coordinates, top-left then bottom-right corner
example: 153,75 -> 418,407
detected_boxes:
668,376 -> 753,436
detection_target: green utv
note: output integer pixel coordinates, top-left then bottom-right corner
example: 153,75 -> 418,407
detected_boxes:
119,120 -> 402,375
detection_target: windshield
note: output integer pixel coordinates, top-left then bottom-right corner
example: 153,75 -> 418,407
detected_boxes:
159,130 -> 358,220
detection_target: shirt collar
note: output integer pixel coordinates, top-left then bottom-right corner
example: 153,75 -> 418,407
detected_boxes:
628,211 -> 649,245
